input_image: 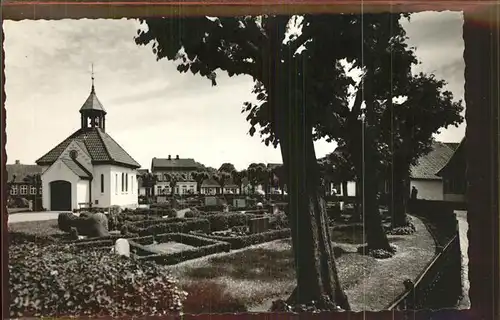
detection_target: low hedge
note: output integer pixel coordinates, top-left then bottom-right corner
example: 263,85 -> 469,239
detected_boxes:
9,242 -> 187,317
132,233 -> 231,265
9,232 -> 59,246
135,218 -> 211,236
204,213 -> 260,232
192,228 -> 291,250
127,217 -> 191,229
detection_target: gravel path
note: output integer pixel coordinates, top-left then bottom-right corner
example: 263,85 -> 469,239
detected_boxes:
8,211 -> 74,224
344,215 -> 435,311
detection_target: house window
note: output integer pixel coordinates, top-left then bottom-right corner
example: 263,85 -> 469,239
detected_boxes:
157,186 -> 162,194
100,174 -> 104,193
121,173 -> 125,192
126,173 -> 129,192
95,200 -> 99,205
20,185 -> 28,195
10,185 -> 18,195
30,186 -> 37,195
115,174 -> 118,194
182,185 -> 187,194
39,187 -> 42,194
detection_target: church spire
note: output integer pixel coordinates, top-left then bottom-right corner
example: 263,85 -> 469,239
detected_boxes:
91,63 -> 95,93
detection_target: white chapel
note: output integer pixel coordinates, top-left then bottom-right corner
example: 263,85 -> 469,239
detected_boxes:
36,76 -> 141,211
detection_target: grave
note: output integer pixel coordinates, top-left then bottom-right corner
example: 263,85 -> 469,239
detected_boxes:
249,217 -> 270,234
205,196 -> 217,206
157,196 -> 168,203
233,198 -> 246,208
115,238 -> 130,257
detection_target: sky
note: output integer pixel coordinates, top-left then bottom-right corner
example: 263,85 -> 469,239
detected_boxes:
4,11 -> 465,171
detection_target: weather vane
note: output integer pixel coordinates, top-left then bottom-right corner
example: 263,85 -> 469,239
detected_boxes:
91,63 -> 95,92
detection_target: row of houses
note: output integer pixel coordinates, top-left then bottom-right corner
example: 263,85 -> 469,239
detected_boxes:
333,139 -> 467,203
137,157 -> 282,196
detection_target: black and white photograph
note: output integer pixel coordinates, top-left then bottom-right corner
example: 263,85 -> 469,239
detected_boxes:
4,8 -> 473,317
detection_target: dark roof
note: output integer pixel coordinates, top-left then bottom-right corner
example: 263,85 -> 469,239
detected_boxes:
151,158 -> 199,169
137,169 -> 149,175
437,138 -> 466,177
410,141 -> 457,180
79,87 -> 106,114
201,178 -> 220,187
36,127 -> 140,168
6,163 -> 43,183
61,158 -> 91,179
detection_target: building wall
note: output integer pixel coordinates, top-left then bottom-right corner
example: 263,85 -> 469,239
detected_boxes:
139,187 -> 147,196
156,181 -> 198,195
223,186 -> 240,194
339,181 -> 356,197
41,160 -> 82,211
109,165 -> 138,209
410,180 -> 444,201
76,180 -> 90,207
443,193 -> 466,202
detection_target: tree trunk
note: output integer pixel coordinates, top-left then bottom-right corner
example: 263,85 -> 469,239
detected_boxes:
276,100 -> 349,310
389,161 -> 410,228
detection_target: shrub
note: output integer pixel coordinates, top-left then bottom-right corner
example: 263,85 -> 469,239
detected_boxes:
9,243 -> 187,317
184,210 -> 201,218
138,219 -> 210,236
182,281 -> 247,314
58,212 -> 76,232
205,213 -> 258,232
193,228 -> 291,250
269,212 -> 289,230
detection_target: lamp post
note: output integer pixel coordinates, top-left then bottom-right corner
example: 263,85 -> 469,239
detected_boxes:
358,102 -> 367,238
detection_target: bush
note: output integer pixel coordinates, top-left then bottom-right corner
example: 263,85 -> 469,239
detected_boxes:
193,228 -> 291,250
205,213 -> 258,232
9,243 -> 187,317
58,212 -> 76,232
184,209 -> 201,218
182,281 -> 247,314
137,219 -> 210,236
269,212 -> 289,230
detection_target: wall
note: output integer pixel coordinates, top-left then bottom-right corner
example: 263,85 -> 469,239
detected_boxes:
410,179 -> 444,201
108,165 -> 139,209
339,181 -> 356,197
76,180 -> 90,207
444,193 -> 466,202
41,160 -> 81,210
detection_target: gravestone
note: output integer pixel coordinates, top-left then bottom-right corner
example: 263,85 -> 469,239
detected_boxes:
249,217 -> 270,234
205,196 -> 217,206
115,238 -> 130,257
28,200 -> 33,211
157,196 -> 167,203
233,198 -> 246,209
270,204 -> 280,215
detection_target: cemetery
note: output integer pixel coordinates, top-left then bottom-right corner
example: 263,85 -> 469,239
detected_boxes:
8,192 -> 464,315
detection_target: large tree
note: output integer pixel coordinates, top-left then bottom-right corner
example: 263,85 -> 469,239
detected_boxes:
213,171 -> 231,195
219,163 -> 236,173
135,13 -> 418,308
192,170 -> 210,194
231,169 -> 247,195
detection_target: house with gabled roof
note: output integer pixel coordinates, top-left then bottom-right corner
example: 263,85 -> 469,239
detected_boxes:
437,138 -> 466,202
35,76 -> 141,211
332,140 -> 461,201
151,155 -> 199,195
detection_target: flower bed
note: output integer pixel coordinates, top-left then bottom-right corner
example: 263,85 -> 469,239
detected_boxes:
191,228 -> 292,250
9,242 -> 186,317
130,233 -> 231,265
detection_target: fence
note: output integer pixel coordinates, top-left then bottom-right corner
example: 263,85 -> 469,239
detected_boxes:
387,208 -> 463,310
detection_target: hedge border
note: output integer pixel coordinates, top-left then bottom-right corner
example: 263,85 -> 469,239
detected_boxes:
130,233 -> 231,265
191,228 -> 292,249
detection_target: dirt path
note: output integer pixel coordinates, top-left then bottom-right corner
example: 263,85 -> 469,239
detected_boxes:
345,215 -> 435,311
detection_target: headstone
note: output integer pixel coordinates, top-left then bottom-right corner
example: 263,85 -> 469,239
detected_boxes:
205,196 -> 217,206
256,202 -> 263,209
270,204 -> 279,215
28,200 -> 33,211
233,198 -> 246,208
157,196 -> 167,203
115,238 -> 130,257
249,217 -> 270,234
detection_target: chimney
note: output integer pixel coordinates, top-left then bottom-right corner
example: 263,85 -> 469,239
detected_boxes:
15,160 -> 20,165
168,155 -> 171,160
176,155 -> 179,160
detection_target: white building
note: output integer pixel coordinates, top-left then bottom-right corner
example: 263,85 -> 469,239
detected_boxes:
152,156 -> 199,195
35,78 -> 141,211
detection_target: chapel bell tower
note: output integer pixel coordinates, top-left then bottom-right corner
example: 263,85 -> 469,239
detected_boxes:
80,65 -> 107,132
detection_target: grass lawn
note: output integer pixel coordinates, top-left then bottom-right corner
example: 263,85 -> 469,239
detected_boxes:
169,216 -> 435,312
